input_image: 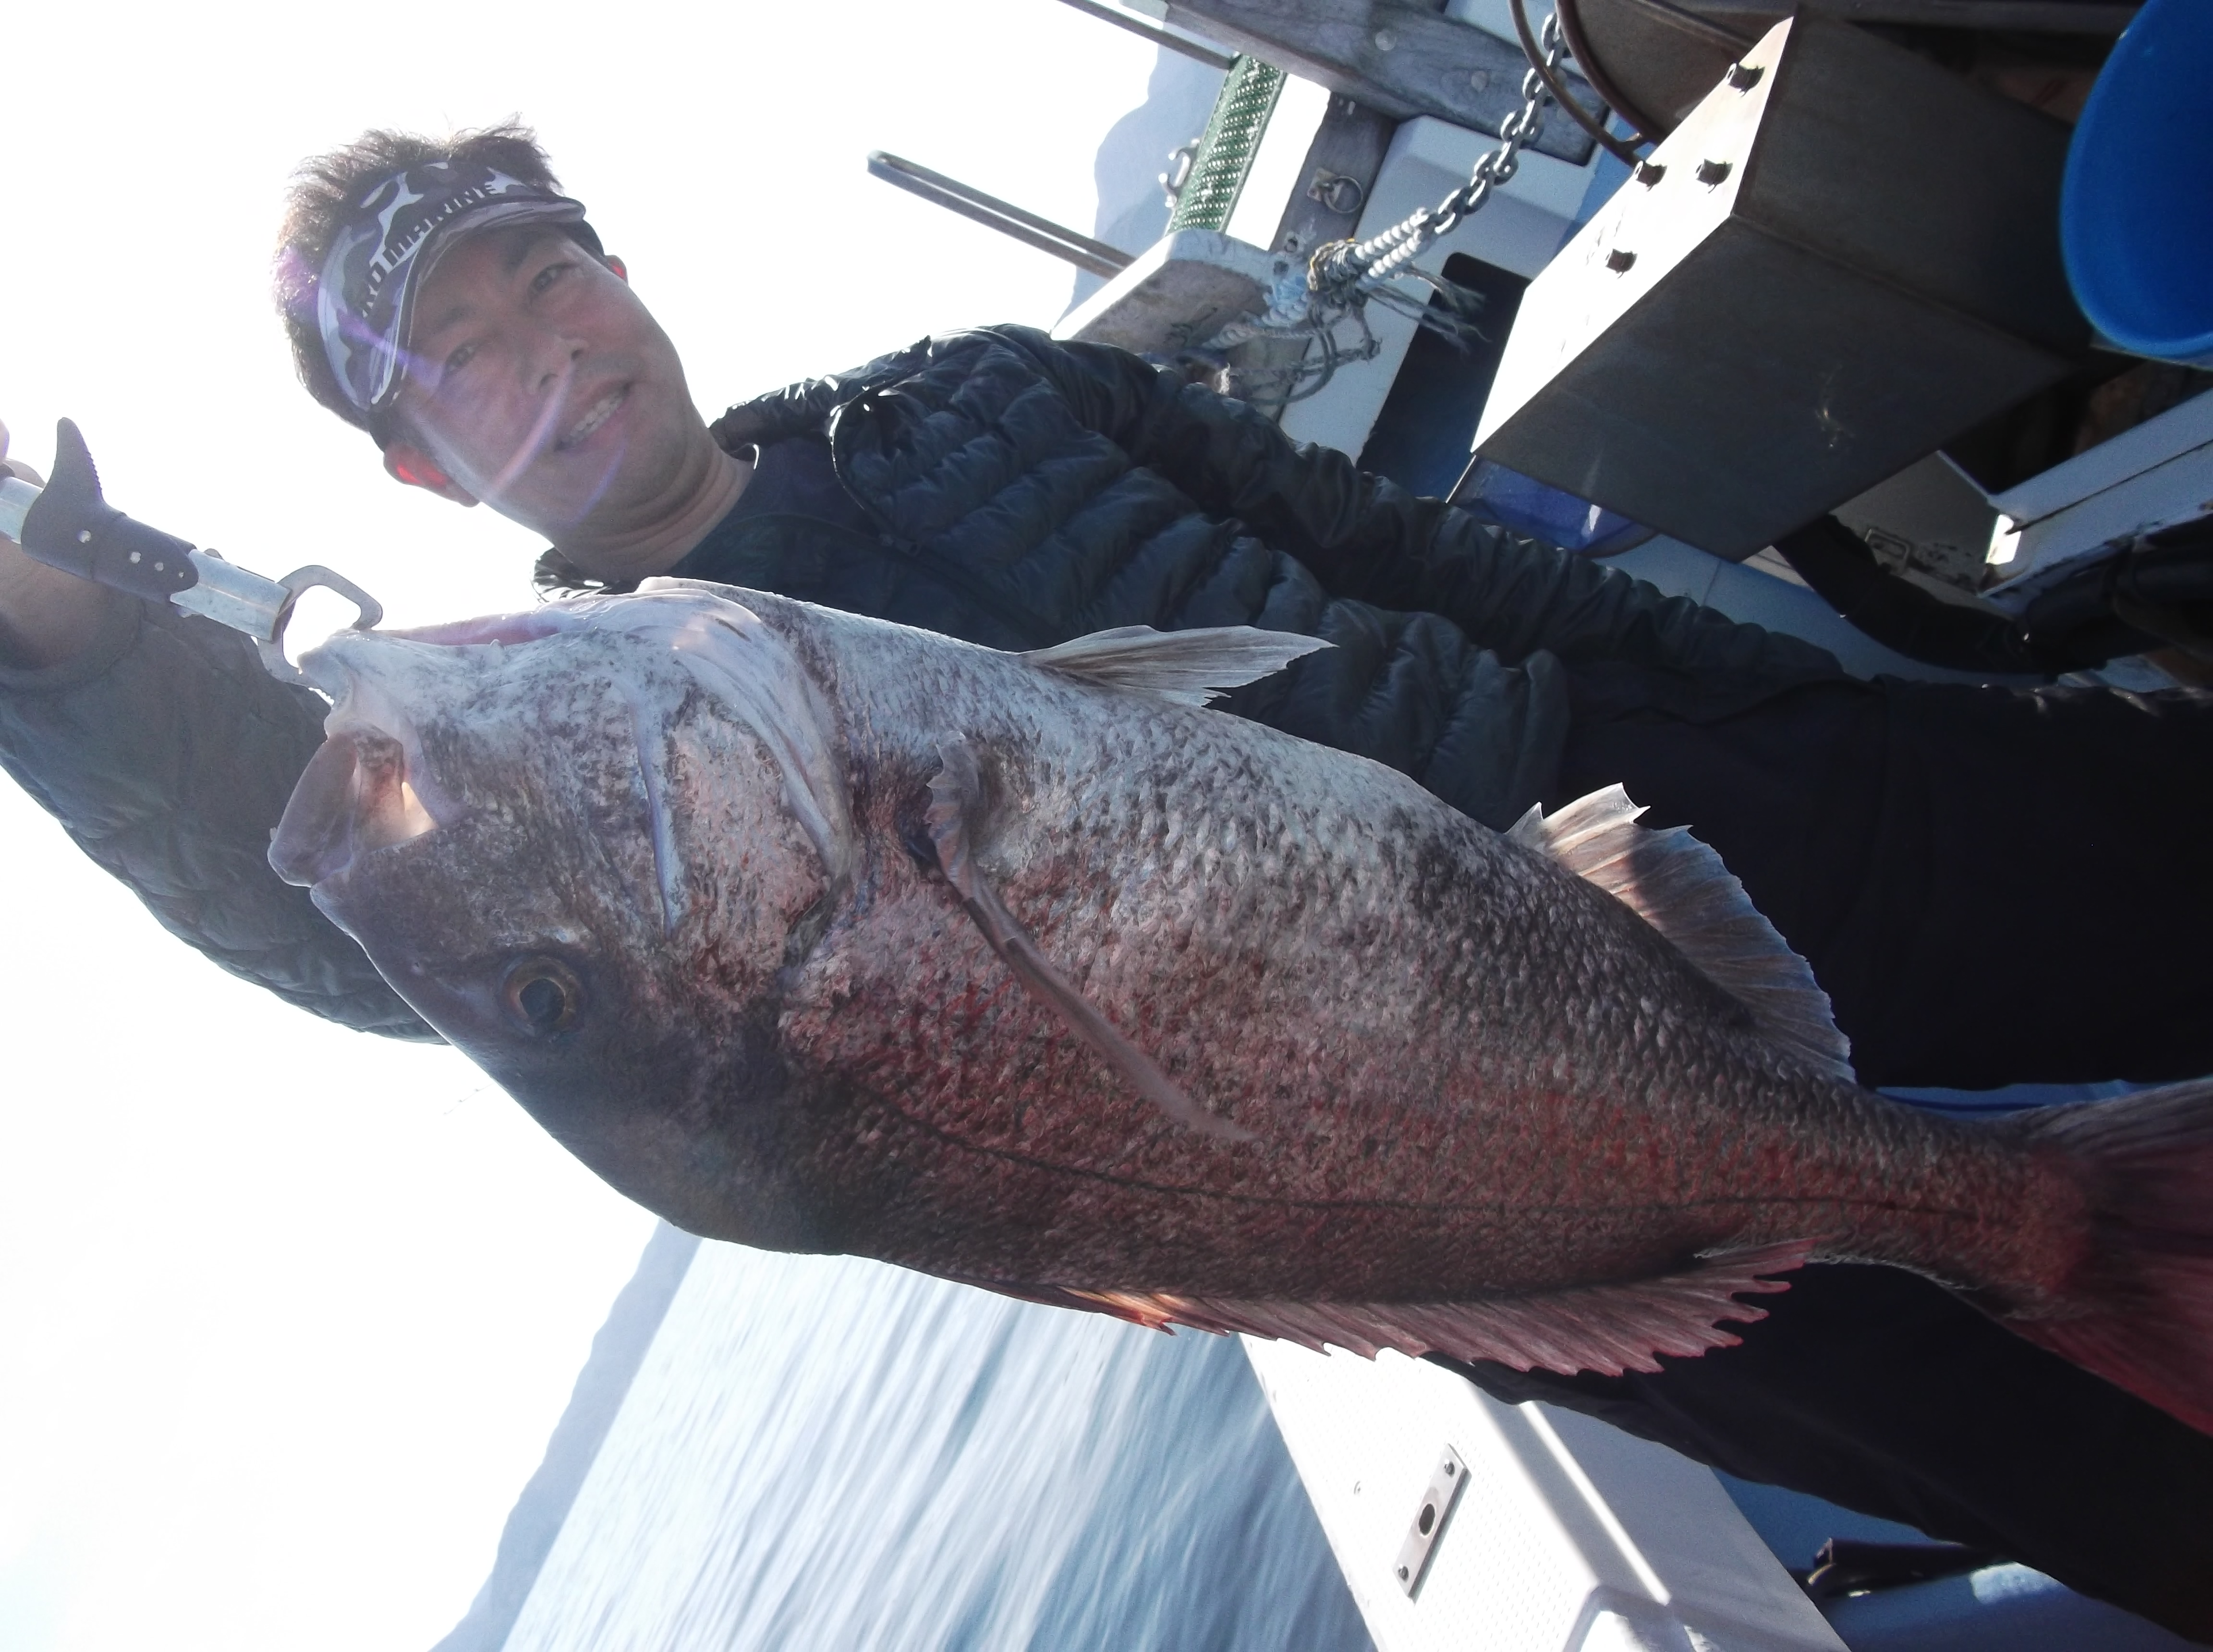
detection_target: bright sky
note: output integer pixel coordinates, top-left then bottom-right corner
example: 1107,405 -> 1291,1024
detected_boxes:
0,4 -> 1176,1648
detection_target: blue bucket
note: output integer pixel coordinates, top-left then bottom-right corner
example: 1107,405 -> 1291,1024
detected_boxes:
2061,0 -> 2213,365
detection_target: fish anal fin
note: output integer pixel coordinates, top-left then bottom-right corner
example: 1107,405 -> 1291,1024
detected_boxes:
1513,786 -> 1853,1081
1023,625 -> 1329,706
924,738 -> 1253,1143
999,1241 -> 1818,1375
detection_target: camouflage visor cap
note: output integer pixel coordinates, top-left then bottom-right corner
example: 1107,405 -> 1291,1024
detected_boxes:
316,160 -> 596,415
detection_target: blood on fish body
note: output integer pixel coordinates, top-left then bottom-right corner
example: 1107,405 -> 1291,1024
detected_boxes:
269,581 -> 2213,1435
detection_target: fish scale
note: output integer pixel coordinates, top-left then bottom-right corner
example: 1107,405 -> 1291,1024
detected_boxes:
768,625 -> 2004,1296
268,583 -> 2213,1430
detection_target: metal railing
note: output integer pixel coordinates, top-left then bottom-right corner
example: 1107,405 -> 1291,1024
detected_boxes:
865,152 -> 1135,278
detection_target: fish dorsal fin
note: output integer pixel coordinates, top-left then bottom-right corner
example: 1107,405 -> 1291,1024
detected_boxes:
985,1240 -> 1817,1375
1510,786 -> 1853,1080
1023,625 -> 1329,706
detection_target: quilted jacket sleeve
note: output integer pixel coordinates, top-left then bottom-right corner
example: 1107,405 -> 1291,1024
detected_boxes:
992,326 -> 1843,704
0,598 -> 439,1040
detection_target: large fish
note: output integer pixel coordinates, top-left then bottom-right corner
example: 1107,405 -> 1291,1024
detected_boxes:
270,582 -> 2213,1433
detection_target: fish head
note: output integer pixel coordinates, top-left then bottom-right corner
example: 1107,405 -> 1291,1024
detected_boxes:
269,587 -> 855,1242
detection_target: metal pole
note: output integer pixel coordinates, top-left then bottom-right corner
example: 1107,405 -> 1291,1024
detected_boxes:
1049,0 -> 1239,69
865,153 -> 1135,279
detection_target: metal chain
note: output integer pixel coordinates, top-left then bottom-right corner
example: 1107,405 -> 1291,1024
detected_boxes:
1309,10 -> 1567,299
1207,12 -> 1571,403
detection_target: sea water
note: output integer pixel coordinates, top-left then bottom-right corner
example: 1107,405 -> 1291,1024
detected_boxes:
499,1241 -> 1374,1652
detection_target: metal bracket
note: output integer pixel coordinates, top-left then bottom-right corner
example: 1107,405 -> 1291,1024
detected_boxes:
1305,169 -> 1367,216
1393,1443 -> 1470,1598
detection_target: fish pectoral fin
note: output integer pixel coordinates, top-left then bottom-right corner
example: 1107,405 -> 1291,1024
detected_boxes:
1010,1241 -> 1819,1375
1022,625 -> 1329,707
1511,786 -> 1853,1081
924,737 -> 1253,1143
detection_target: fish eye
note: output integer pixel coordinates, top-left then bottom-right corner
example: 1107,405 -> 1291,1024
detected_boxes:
499,956 -> 586,1035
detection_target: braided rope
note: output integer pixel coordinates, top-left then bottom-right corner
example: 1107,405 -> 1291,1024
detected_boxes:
1208,13 -> 1575,403
1310,12 -> 1566,300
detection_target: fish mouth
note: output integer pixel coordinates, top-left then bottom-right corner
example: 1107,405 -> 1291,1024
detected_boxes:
268,607 -> 660,895
554,384 -> 629,451
269,609 -> 642,891
268,725 -> 439,888
268,635 -> 463,889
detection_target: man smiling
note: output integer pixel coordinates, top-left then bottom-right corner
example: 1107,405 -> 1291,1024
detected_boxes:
353,194 -> 749,583
2,123 -> 2210,1635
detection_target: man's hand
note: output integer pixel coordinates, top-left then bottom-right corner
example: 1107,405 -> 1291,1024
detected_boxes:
0,417 -> 122,670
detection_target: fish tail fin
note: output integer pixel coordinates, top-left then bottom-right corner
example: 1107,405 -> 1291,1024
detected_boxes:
2003,1076 -> 2213,1435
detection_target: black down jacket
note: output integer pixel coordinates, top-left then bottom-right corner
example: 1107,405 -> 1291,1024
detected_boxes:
0,326 -> 1838,1041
